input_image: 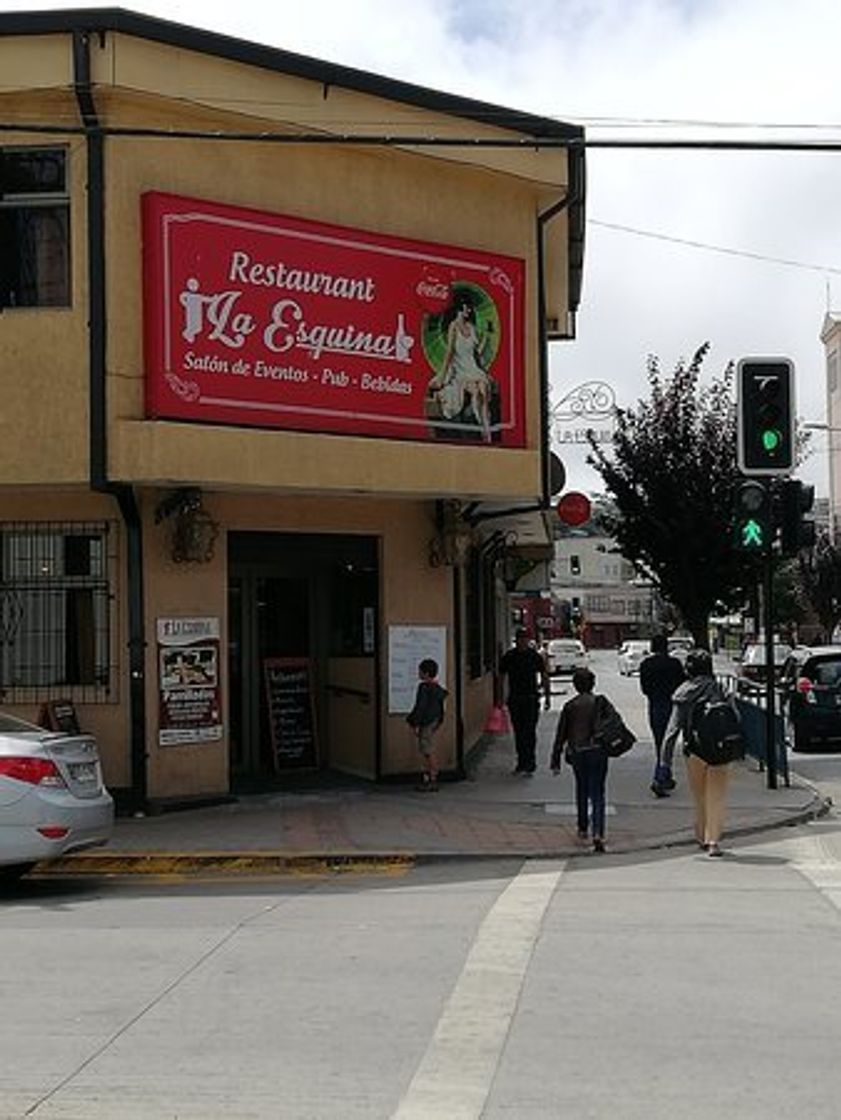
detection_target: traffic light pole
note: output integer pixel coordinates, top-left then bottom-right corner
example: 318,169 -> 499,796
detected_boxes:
762,536 -> 777,790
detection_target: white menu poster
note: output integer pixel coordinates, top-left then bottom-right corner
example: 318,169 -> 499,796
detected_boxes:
388,626 -> 447,713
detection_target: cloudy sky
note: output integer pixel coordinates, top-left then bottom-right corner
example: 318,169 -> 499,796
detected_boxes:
5,0 -> 841,494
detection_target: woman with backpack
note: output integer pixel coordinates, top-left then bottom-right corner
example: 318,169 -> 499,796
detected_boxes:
661,648 -> 738,857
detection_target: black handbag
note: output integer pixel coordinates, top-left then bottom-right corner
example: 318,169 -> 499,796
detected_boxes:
593,695 -> 636,758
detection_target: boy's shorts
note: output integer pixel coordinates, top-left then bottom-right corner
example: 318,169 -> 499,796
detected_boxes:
417,724 -> 437,756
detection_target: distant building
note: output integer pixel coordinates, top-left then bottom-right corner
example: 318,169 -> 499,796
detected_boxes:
551,526 -> 658,649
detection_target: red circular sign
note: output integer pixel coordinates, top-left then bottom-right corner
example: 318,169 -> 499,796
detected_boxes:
556,491 -> 591,527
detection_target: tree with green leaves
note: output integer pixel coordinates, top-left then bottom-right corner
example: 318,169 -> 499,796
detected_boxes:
587,342 -> 761,649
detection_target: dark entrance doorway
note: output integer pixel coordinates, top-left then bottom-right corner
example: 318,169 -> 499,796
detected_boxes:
228,533 -> 379,788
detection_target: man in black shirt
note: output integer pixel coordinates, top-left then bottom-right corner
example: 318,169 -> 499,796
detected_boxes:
639,633 -> 685,797
499,628 -> 551,774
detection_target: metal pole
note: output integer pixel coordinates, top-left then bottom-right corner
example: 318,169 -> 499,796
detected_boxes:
762,519 -> 777,790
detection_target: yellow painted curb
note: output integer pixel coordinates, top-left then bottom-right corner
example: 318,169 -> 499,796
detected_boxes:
31,852 -> 415,877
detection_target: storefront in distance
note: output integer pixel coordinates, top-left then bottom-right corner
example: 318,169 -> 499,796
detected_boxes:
0,9 -> 585,806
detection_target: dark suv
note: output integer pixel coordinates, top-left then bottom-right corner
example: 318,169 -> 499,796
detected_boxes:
780,646 -> 841,752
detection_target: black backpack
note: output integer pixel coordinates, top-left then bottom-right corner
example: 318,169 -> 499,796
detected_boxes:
689,692 -> 745,766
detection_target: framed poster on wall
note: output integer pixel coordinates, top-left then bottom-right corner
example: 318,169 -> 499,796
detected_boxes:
157,617 -> 222,746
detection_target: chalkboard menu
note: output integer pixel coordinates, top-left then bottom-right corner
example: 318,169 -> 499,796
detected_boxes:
263,658 -> 318,770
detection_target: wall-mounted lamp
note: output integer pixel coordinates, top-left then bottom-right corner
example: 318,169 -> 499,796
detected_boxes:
429,500 -> 474,567
155,488 -> 219,564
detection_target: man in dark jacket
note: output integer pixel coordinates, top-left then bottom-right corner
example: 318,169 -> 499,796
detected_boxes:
499,628 -> 550,775
639,634 -> 685,797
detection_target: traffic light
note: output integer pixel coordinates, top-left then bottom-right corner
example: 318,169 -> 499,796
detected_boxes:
734,479 -> 771,551
570,554 -> 581,576
780,479 -> 816,555
737,358 -> 795,475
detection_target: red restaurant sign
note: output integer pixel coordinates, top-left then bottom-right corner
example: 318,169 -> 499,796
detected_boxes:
142,192 -> 526,446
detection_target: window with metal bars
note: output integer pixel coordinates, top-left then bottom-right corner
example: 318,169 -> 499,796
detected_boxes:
0,522 -> 116,702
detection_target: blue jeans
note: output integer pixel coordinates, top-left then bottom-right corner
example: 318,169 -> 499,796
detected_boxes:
648,697 -> 673,761
572,749 -> 608,838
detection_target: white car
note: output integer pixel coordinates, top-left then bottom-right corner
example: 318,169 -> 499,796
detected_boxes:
617,640 -> 652,676
0,712 -> 113,881
546,638 -> 588,676
667,636 -> 695,665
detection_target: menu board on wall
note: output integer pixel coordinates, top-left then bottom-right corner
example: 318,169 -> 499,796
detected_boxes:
263,657 -> 318,769
388,626 -> 447,714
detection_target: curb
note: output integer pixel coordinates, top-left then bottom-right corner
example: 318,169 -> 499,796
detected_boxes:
28,790 -> 831,877
28,765 -> 832,879
31,852 -> 416,877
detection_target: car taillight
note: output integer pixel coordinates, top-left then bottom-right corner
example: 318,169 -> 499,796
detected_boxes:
0,757 -> 66,787
796,677 -> 816,704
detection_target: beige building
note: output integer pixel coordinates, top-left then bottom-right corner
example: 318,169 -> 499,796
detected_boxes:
0,9 -> 585,806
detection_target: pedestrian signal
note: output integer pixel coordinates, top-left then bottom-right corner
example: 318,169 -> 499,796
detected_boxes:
734,480 -> 770,551
736,358 -> 795,476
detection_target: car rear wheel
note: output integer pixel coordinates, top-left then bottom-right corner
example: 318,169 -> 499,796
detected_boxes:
0,863 -> 36,883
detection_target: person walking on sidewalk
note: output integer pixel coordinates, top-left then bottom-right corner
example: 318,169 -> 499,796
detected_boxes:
406,658 -> 448,792
660,648 -> 731,857
550,667 -> 612,853
499,628 -> 550,775
640,634 -> 685,798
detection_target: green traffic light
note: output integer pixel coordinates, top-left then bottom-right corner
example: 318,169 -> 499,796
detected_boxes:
761,428 -> 782,453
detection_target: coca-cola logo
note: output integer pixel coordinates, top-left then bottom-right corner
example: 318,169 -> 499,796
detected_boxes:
415,271 -> 451,314
416,280 -> 449,300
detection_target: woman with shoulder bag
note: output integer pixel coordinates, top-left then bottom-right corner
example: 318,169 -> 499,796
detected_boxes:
550,667 -> 615,853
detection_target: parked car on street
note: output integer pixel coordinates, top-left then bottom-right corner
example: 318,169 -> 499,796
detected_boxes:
545,637 -> 587,676
0,712 -> 113,881
617,639 -> 652,676
736,642 -> 792,695
780,646 -> 841,752
667,636 -> 695,664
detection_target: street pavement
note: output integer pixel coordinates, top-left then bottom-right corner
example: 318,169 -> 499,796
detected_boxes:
43,689 -> 827,876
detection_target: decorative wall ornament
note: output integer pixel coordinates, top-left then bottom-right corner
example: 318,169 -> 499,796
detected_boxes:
552,380 -> 616,422
551,380 -> 617,447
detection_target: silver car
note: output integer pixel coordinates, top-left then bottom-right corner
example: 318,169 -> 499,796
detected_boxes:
0,712 -> 113,881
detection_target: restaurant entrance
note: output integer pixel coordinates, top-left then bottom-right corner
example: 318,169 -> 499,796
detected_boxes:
227,533 -> 380,788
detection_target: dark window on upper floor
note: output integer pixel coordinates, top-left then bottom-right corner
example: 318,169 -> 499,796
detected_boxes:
0,147 -> 70,308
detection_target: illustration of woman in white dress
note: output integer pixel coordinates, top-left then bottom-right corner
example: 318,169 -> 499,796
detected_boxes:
427,295 -> 493,442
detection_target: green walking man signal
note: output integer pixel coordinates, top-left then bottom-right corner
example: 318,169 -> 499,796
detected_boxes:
734,479 -> 770,551
741,518 -> 765,548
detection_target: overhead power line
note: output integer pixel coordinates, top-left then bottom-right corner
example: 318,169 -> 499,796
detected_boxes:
589,220 -> 841,275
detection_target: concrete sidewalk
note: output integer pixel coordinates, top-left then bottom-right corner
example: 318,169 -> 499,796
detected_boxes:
41,725 -> 831,875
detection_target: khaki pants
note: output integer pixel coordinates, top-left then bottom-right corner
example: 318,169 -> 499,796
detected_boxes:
685,754 -> 731,845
